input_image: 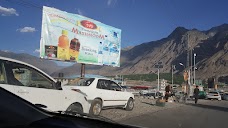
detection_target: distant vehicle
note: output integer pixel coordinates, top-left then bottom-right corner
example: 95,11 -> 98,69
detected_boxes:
206,91 -> 222,101
198,91 -> 206,99
64,78 -> 135,116
221,92 -> 228,100
174,91 -> 185,96
0,56 -> 91,114
139,89 -> 160,98
172,85 -> 178,90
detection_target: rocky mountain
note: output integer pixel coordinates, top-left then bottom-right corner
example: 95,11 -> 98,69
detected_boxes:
0,51 -> 62,74
52,24 -> 228,81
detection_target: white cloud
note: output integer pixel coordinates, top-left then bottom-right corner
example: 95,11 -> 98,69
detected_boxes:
107,0 -> 117,7
0,6 -> 19,16
17,27 -> 36,33
34,49 -> 40,53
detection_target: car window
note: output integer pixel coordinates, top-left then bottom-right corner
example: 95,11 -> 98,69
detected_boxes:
110,81 -> 122,91
0,61 -> 6,84
67,78 -> 94,86
97,79 -> 110,90
3,61 -> 54,89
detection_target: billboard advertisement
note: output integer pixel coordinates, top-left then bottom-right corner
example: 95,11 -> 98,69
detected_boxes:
40,6 -> 121,67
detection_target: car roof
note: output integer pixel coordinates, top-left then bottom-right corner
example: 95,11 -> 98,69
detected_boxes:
0,56 -> 56,82
81,77 -> 112,80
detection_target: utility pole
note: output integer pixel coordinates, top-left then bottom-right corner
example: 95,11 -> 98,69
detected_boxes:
171,65 -> 174,87
186,34 -> 190,97
190,49 -> 193,85
187,34 -> 190,70
158,67 -> 160,91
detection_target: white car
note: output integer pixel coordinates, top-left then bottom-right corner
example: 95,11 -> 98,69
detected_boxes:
64,78 -> 135,115
0,56 -> 90,114
206,91 -> 222,101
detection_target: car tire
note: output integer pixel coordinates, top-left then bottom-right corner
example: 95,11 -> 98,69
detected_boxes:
66,103 -> 83,114
89,99 -> 102,116
125,98 -> 134,111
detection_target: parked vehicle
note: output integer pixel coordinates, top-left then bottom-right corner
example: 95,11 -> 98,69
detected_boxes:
0,56 -> 91,114
221,93 -> 228,100
64,77 -> 135,115
206,91 -> 222,101
172,85 -> 178,90
174,91 -> 185,96
139,90 -> 161,98
198,91 -> 206,99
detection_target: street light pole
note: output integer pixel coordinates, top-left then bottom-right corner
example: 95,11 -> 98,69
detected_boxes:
194,53 -> 196,85
190,49 -> 193,85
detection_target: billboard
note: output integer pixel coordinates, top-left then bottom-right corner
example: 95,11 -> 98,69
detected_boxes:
40,6 -> 121,67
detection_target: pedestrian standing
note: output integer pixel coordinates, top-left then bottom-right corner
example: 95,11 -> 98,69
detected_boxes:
193,85 -> 200,104
165,85 -> 171,102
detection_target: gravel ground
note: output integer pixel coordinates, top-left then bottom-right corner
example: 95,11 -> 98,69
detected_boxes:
100,96 -> 185,121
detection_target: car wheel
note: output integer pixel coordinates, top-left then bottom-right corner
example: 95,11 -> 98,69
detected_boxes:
89,99 -> 102,116
125,98 -> 134,111
66,103 -> 83,114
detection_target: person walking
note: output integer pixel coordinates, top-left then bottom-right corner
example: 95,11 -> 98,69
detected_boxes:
193,85 -> 200,104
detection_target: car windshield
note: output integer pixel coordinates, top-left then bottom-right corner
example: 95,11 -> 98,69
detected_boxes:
1,0 -> 228,128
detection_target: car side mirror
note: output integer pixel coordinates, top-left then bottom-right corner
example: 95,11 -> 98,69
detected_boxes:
55,81 -> 62,90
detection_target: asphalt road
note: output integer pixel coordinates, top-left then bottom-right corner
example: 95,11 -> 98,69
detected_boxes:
120,100 -> 228,128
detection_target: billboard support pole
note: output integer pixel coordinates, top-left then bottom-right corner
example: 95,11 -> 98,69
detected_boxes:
81,63 -> 85,78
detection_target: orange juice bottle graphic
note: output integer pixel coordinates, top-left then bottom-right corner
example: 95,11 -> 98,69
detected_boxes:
69,38 -> 80,61
57,30 -> 69,60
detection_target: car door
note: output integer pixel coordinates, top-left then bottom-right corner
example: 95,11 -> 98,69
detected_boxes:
2,60 -> 65,112
110,81 -> 129,106
96,79 -> 117,107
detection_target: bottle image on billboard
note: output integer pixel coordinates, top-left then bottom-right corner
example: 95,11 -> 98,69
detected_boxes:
97,42 -> 103,64
57,30 -> 69,60
102,41 -> 110,65
69,38 -> 80,61
109,43 -> 119,66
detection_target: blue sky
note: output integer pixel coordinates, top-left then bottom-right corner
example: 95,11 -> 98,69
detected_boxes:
0,0 -> 228,58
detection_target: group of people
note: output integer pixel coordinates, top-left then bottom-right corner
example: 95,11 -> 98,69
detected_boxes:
164,84 -> 200,104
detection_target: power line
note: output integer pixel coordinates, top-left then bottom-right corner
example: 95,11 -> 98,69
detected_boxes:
4,0 -> 43,10
4,0 -> 78,26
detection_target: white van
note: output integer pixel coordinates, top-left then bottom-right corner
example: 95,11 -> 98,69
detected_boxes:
0,56 -> 90,114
